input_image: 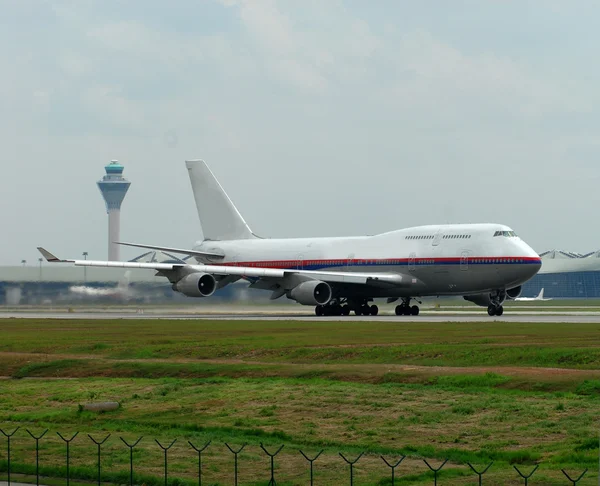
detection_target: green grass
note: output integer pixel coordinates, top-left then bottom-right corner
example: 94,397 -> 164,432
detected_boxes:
1,376 -> 598,484
2,319 -> 600,368
1,318 -> 600,485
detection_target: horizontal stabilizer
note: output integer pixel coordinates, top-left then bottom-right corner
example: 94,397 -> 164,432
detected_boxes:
116,242 -> 224,259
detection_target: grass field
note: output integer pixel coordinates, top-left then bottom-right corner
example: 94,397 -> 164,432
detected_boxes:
1,318 -> 600,485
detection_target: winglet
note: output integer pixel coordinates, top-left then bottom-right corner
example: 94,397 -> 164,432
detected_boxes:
37,247 -> 63,262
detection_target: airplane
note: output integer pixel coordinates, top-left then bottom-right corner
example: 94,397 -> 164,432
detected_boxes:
38,159 -> 542,317
514,288 -> 551,302
69,271 -> 134,300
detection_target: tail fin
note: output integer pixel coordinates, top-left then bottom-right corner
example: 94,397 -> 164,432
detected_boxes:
537,288 -> 544,300
185,160 -> 256,241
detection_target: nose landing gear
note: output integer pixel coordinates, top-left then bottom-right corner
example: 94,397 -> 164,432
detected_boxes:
487,290 -> 505,316
487,304 -> 504,316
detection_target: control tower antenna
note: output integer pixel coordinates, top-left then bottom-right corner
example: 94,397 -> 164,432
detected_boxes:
97,160 -> 131,261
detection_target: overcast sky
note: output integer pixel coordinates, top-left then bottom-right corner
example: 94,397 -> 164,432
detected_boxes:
2,0 -> 599,265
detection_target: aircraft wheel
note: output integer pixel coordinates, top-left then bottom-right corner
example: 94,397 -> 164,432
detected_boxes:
315,305 -> 324,316
496,305 -> 504,316
341,305 -> 350,316
370,305 -> 379,316
411,305 -> 419,316
487,305 -> 496,316
395,305 -> 403,316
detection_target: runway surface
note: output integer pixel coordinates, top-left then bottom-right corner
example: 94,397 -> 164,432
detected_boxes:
3,310 -> 600,322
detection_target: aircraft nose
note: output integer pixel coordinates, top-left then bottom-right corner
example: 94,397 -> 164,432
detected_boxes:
523,257 -> 542,280
518,241 -> 542,279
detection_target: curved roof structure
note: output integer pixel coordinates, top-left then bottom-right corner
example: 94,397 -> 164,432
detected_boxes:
539,249 -> 600,274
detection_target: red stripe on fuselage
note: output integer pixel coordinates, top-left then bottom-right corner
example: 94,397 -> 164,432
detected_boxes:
209,256 -> 542,268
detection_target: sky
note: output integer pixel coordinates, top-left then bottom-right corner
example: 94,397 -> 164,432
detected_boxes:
1,0 -> 599,265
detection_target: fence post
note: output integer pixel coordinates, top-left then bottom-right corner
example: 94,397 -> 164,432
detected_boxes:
225,443 -> 246,486
562,469 -> 588,485
260,443 -> 284,486
88,434 -> 110,486
120,436 -> 143,486
513,465 -> 539,486
423,459 -> 448,486
26,429 -> 48,486
188,440 -> 211,486
467,462 -> 493,486
0,427 -> 20,486
56,431 -> 79,486
155,439 -> 177,486
381,456 -> 406,486
299,450 -> 323,486
339,452 -> 364,486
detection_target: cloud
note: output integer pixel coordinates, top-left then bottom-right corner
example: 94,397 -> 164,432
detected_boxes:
1,0 -> 600,264
378,31 -> 586,122
218,0 -> 383,94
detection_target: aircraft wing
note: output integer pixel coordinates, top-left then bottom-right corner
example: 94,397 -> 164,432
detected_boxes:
37,248 -> 417,288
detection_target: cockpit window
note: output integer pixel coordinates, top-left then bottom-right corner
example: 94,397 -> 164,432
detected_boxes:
494,230 -> 518,237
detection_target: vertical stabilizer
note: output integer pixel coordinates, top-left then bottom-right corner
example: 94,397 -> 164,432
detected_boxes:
537,288 -> 544,300
185,160 -> 255,241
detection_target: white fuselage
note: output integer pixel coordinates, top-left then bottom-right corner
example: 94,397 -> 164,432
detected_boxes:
193,223 -> 541,298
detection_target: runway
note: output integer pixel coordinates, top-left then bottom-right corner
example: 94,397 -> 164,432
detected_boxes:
3,310 -> 600,323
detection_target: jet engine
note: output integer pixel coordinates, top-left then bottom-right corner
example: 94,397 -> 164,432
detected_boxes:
289,280 -> 332,306
463,289 -> 507,307
174,273 -> 217,297
505,286 -> 522,300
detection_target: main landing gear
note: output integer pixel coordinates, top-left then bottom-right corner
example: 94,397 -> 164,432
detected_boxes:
314,300 -> 379,316
315,303 -> 350,316
395,298 -> 420,316
487,304 -> 504,316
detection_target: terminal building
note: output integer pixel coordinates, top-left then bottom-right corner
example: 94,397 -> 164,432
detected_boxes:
0,251 -> 243,305
521,250 -> 600,298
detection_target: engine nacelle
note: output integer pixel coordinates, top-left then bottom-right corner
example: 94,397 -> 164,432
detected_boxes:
174,273 -> 217,297
289,280 -> 332,306
505,286 -> 522,300
463,290 -> 507,307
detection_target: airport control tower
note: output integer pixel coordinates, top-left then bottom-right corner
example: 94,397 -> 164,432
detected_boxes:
97,160 -> 131,261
